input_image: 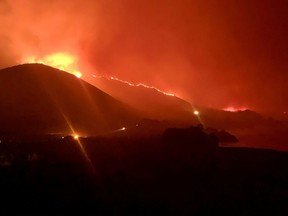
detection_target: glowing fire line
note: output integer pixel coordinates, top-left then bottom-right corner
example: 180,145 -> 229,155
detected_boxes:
21,52 -> 249,112
21,52 -> 176,97
91,74 -> 176,97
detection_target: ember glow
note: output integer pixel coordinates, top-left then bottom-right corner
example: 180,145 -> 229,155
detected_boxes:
224,106 -> 248,112
22,53 -> 82,78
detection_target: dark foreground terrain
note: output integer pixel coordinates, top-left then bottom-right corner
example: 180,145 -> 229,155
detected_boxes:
0,127 -> 288,215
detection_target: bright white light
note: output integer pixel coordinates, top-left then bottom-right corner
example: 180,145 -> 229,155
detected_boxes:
73,134 -> 79,140
121,127 -> 126,130
74,71 -> 82,78
194,110 -> 199,115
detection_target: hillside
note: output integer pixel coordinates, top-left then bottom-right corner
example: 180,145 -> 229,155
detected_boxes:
86,77 -> 195,122
0,64 -> 139,135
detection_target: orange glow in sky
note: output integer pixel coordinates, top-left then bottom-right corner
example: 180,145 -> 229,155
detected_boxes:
22,53 -> 82,78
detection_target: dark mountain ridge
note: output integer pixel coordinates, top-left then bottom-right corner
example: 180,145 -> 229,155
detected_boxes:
0,64 -> 139,135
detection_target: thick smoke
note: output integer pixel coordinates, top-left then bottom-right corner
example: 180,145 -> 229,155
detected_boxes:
0,0 -> 288,116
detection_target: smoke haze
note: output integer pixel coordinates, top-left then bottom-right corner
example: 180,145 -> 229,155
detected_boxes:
1,0 -> 288,116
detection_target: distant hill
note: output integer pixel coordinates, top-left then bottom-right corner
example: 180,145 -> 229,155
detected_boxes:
198,107 -> 266,130
0,64 -> 139,135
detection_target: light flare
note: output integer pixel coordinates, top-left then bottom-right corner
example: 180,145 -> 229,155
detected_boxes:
58,113 -> 99,179
108,127 -> 127,134
22,53 -> 82,78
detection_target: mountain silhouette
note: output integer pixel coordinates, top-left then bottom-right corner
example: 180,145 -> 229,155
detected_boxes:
0,64 -> 139,135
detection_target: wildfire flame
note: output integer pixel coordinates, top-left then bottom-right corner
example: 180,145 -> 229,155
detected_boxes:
224,106 -> 248,112
22,52 -> 176,97
91,74 -> 176,97
22,53 -> 82,78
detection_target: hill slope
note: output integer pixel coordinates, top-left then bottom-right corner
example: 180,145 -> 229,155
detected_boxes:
87,77 -> 194,122
0,64 -> 139,135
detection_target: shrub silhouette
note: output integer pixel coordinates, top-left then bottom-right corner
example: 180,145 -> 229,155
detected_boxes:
162,125 -> 219,168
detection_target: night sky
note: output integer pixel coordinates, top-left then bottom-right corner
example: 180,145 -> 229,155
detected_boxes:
0,0 -> 288,116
